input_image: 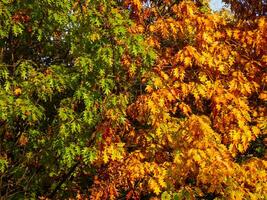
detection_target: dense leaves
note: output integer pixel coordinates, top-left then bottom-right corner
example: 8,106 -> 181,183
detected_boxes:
0,0 -> 266,199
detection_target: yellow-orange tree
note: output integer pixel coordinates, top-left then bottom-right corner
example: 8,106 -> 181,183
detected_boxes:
89,0 -> 267,199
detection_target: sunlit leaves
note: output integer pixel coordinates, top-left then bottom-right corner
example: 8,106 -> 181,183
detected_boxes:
101,143 -> 125,164
120,0 -> 267,199
0,157 -> 8,173
0,0 -> 266,199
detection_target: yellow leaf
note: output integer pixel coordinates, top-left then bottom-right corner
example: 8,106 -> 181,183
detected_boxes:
233,30 -> 240,40
158,177 -> 167,188
146,85 -> 153,93
199,74 -> 207,83
258,17 -> 266,30
173,68 -> 179,78
148,99 -> 157,113
203,32 -> 213,43
158,98 -> 165,107
226,29 -> 232,37
160,71 -> 169,80
193,153 -> 201,162
149,178 -> 161,195
149,25 -> 155,32
218,64 -> 225,72
174,152 -> 182,164
231,130 -> 240,142
154,187 -> 161,195
259,92 -> 267,100
252,126 -> 260,136
184,57 -> 192,67
262,55 -> 267,63
90,33 -> 100,41
14,88 -> 22,96
179,102 -> 192,117
103,151 -> 109,163
186,4 -> 194,16
238,144 -> 244,152
153,77 -> 163,88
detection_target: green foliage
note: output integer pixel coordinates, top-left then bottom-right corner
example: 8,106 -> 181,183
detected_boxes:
0,0 -> 155,198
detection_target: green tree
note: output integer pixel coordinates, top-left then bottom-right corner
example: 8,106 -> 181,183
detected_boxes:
0,0 -> 155,198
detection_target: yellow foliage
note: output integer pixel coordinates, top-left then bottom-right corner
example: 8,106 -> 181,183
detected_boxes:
90,1 -> 267,199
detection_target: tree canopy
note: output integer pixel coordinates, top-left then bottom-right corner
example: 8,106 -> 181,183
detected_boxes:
0,0 -> 266,199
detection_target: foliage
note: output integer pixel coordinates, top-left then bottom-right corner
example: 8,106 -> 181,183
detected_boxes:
0,0 -> 266,199
222,0 -> 266,18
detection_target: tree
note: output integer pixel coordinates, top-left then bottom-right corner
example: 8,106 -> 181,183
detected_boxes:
0,0 -> 155,198
223,0 -> 267,18
0,0 -> 266,199
89,0 -> 267,199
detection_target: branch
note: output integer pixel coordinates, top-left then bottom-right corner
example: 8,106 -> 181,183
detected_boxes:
48,161 -> 80,198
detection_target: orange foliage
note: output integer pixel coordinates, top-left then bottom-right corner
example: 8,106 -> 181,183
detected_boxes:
89,0 -> 266,199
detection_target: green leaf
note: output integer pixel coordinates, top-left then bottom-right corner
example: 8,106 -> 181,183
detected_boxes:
161,191 -> 171,200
